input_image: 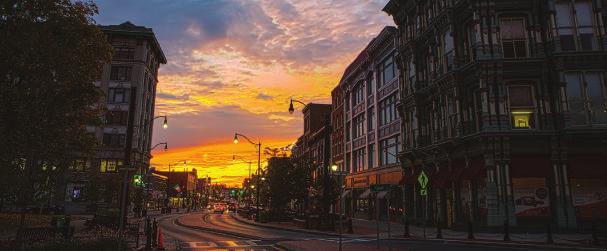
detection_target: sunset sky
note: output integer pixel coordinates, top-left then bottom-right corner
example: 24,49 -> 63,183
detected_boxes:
94,0 -> 393,186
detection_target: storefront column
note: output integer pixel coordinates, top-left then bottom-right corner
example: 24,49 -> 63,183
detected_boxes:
486,158 -> 502,226
503,163 -> 517,226
553,162 -> 577,228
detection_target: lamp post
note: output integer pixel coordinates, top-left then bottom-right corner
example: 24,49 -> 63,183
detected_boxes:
234,132 -> 262,221
331,164 -> 343,251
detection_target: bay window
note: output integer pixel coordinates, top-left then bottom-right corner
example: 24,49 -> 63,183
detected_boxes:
500,18 -> 528,58
379,94 -> 398,126
353,114 -> 365,139
565,71 -> 607,125
379,135 -> 400,166
508,85 -> 535,129
555,0 -> 596,51
353,148 -> 365,172
378,54 -> 395,88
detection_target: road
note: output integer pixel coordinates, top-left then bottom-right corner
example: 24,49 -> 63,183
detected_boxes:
156,211 -> 585,251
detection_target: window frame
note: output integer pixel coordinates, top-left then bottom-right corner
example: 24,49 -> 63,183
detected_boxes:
500,17 -> 529,59
507,84 -> 537,129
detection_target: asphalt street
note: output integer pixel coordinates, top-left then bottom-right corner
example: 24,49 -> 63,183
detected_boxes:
156,212 -> 592,251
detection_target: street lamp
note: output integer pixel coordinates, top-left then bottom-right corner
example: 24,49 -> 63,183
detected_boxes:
288,98 -> 307,114
331,163 -> 344,251
233,132 -> 262,221
151,142 -> 168,151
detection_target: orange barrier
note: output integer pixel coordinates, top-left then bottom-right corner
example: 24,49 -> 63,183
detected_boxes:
157,228 -> 165,250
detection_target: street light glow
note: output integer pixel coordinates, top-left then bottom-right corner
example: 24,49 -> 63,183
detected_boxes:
331,164 -> 338,172
164,143 -> 168,151
162,116 -> 168,129
233,134 -> 238,144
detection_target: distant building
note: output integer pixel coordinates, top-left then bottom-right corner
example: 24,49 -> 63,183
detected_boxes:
156,169 -> 198,209
384,0 -> 607,228
331,85 -> 345,172
60,21 -> 166,213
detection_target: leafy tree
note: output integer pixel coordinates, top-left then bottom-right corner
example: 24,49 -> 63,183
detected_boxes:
0,0 -> 113,229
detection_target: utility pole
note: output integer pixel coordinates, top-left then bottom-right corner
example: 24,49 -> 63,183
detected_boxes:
118,87 -> 137,237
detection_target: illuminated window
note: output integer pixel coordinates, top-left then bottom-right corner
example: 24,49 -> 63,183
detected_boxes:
508,86 -> 535,129
100,159 -> 122,173
512,110 -> 533,128
69,159 -> 88,172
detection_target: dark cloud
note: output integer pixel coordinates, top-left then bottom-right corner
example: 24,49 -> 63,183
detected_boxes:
256,93 -> 273,100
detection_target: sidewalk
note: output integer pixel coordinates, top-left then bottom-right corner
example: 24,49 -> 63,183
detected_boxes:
233,213 -> 607,249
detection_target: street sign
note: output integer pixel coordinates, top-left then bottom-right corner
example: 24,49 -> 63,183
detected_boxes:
418,170 -> 429,189
420,189 -> 427,196
132,174 -> 144,187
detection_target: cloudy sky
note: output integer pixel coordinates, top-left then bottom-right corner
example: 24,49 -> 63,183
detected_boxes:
94,0 -> 393,186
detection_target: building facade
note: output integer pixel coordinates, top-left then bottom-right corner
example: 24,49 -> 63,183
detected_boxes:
384,0 -> 607,228
331,86 -> 345,172
338,26 -> 404,221
60,21 -> 166,213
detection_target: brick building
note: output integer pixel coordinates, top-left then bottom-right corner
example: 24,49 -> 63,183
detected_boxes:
336,26 -> 404,221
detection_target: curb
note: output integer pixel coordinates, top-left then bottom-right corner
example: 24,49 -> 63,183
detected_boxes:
390,237 -> 607,251
274,242 -> 296,251
230,213 -> 356,238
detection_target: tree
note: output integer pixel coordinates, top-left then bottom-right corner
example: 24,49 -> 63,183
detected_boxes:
0,0 -> 113,229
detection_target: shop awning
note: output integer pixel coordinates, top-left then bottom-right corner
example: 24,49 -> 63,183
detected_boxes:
358,189 -> 372,199
377,191 -> 389,199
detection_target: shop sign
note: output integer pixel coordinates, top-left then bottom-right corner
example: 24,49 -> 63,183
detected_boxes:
513,178 -> 550,217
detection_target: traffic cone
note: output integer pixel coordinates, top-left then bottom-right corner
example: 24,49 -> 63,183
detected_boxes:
157,228 -> 165,250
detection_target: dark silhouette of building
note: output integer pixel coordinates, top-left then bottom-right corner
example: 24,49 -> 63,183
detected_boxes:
384,0 -> 607,228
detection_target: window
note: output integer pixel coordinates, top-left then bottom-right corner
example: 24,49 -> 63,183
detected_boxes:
379,135 -> 400,166
353,114 -> 365,139
443,31 -> 454,71
114,47 -> 134,60
69,159 -> 88,172
366,73 -> 374,96
352,83 -> 364,106
100,159 -> 122,172
107,88 -> 130,103
500,18 -> 527,58
378,55 -> 395,88
103,133 -> 125,147
110,66 -> 132,81
353,148 -> 365,172
368,107 -> 375,131
555,0 -> 596,51
508,86 -> 535,129
368,144 -> 375,169
106,111 -> 128,125
379,94 -> 398,126
565,72 -> 607,125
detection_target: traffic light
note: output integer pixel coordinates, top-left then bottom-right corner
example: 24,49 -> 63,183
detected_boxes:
133,174 -> 144,187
